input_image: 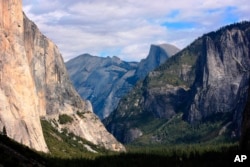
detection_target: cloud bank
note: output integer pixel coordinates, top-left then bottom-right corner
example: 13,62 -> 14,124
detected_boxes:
23,0 -> 250,61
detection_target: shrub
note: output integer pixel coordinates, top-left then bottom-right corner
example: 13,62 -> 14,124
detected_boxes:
76,111 -> 85,119
59,114 -> 74,124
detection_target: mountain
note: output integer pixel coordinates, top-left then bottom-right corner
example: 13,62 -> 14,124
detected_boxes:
135,44 -> 181,79
0,0 -> 125,152
104,21 -> 250,144
66,44 -> 179,119
66,54 -> 138,119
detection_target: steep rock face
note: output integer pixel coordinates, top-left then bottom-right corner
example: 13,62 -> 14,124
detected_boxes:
187,28 -> 250,122
66,45 -> 179,119
0,0 -> 48,152
143,84 -> 189,119
23,14 -> 87,117
135,44 -> 180,79
105,22 -> 250,144
0,0 -> 125,152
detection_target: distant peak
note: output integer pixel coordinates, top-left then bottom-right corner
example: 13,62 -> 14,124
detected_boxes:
80,53 -> 93,57
151,43 -> 179,50
149,43 -> 180,57
111,56 -> 121,61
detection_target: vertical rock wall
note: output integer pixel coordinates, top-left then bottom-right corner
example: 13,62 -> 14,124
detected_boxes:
0,0 -> 125,152
0,0 -> 48,152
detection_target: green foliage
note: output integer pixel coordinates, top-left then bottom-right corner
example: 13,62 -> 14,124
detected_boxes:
113,81 -> 145,118
129,112 -> 237,146
0,134 -> 45,166
0,131 -> 240,167
76,111 -> 85,119
46,143 -> 239,167
204,21 -> 250,41
147,38 -> 202,88
126,143 -> 238,156
41,120 -> 111,159
2,126 -> 7,136
58,114 -> 74,124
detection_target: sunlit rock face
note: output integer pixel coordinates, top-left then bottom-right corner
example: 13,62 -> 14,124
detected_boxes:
0,0 -> 48,152
0,0 -> 125,152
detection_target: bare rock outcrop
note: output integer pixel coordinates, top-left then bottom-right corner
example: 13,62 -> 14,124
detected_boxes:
0,0 -> 125,152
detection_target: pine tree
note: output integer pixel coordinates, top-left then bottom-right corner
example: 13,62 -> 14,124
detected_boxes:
2,126 -> 7,136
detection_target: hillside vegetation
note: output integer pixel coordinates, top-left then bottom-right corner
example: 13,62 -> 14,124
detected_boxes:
0,133 -> 240,167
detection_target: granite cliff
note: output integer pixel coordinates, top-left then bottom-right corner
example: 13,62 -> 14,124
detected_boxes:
0,0 -> 48,152
66,44 -> 179,119
135,44 -> 180,80
0,0 -> 125,152
104,22 -> 250,144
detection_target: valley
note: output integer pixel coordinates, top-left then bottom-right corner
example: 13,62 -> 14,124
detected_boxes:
0,132 -> 240,167
0,0 -> 250,166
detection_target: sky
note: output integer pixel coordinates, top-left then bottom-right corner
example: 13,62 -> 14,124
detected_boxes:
22,0 -> 250,62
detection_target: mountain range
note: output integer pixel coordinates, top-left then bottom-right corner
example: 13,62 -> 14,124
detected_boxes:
66,44 -> 180,119
104,21 -> 250,144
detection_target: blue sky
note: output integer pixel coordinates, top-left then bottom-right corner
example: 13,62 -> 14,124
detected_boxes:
22,0 -> 250,62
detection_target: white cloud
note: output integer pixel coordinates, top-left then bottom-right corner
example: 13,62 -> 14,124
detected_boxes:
22,0 -> 250,62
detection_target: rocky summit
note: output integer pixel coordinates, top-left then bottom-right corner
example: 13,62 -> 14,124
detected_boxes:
104,22 -> 250,144
66,44 -> 179,119
0,0 -> 125,152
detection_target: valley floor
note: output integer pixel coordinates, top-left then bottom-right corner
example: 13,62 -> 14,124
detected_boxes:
1,134 -> 248,167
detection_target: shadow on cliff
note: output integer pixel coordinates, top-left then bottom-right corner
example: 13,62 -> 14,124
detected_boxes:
240,78 -> 250,151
